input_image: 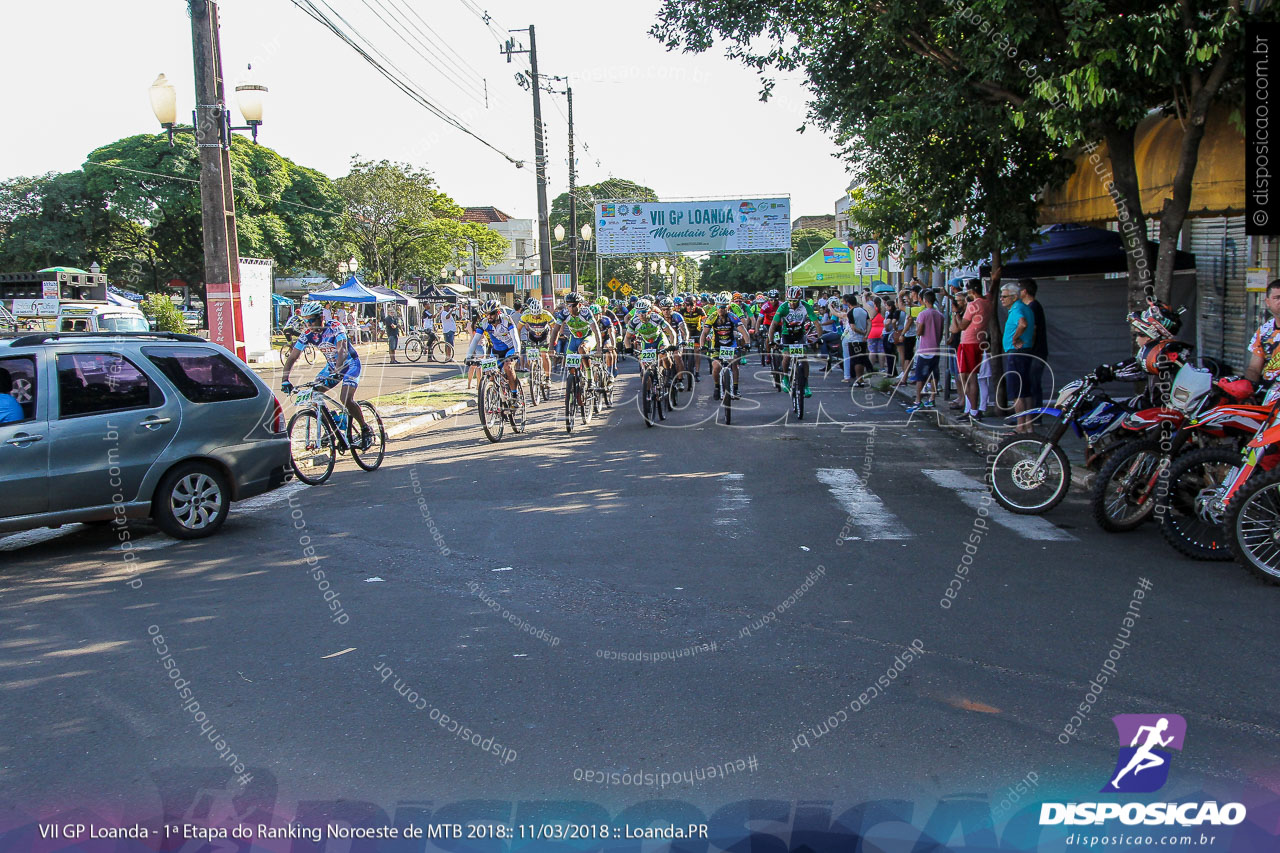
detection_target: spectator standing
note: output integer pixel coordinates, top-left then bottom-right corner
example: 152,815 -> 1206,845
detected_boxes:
955,279 -> 988,420
840,294 -> 871,385
818,301 -> 842,366
1001,282 -> 1037,433
906,290 -> 945,412
867,295 -> 885,373
383,312 -> 401,364
440,304 -> 457,349
0,368 -> 23,424
1020,278 -> 1048,406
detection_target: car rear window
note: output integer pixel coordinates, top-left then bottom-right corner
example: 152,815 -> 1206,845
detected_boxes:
142,346 -> 259,403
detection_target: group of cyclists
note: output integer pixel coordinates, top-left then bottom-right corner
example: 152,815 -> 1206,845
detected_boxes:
453,286 -> 827,406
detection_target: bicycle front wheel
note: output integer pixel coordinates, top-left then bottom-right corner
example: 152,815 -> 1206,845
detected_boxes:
303,345 -> 317,366
404,338 -> 423,362
479,379 -> 505,443
564,371 -> 577,434
288,409 -> 336,485
989,433 -> 1071,514
349,402 -> 386,471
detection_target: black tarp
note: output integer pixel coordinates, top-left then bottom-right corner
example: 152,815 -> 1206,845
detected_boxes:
979,224 -> 1196,279
415,284 -> 459,303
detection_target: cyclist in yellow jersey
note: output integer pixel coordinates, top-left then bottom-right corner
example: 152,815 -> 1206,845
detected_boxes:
676,295 -> 706,381
518,299 -> 555,401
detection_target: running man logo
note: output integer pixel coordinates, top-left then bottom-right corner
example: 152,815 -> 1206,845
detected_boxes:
1102,714 -> 1187,793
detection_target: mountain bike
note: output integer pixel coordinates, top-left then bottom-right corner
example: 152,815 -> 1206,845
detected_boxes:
563,350 -> 594,434
591,355 -> 613,410
287,381 -> 386,485
280,339 -> 317,366
638,346 -> 664,427
469,356 -> 527,443
525,344 -> 552,404
404,328 -> 455,363
713,344 -> 738,425
785,342 -> 808,421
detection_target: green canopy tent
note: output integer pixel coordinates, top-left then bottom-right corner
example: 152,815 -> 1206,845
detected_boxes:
785,238 -> 889,291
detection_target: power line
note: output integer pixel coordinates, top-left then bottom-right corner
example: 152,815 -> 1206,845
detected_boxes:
358,0 -> 488,104
85,161 -> 345,216
287,0 -> 523,165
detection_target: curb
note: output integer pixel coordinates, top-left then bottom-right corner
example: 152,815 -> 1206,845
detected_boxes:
880,380 -> 1093,490
386,399 -> 475,439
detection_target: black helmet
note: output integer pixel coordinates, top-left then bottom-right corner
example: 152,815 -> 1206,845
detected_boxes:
565,292 -> 583,306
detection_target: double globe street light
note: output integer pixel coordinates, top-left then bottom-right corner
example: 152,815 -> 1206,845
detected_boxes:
149,67 -> 267,147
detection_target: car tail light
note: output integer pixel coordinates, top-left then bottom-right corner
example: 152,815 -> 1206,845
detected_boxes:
271,397 -> 285,434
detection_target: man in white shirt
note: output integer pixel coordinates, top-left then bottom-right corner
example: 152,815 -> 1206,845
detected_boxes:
440,305 -> 458,348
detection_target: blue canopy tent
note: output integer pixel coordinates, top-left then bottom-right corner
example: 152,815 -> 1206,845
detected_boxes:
306,276 -> 397,303
979,224 -> 1195,278
271,293 -> 294,329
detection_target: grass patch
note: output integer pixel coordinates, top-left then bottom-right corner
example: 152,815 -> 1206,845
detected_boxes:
368,389 -> 473,410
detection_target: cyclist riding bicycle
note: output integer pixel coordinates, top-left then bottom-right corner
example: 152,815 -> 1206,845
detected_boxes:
677,296 -> 707,381
465,299 -> 523,397
624,298 -> 679,382
518,299 -> 555,383
768,285 -> 819,398
591,303 -> 620,377
655,296 -> 689,385
699,294 -> 749,400
281,301 -> 374,447
550,292 -> 602,382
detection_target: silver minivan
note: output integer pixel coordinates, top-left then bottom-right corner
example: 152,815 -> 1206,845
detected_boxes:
0,331 -> 291,540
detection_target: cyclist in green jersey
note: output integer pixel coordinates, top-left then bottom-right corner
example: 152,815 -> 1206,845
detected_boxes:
768,285 -> 819,397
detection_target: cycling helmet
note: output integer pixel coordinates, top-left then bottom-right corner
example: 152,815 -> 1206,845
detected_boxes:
589,304 -> 601,317
628,295 -> 638,306
658,296 -> 674,308
714,294 -> 731,307
634,297 -> 653,314
300,301 -> 325,319
787,286 -> 804,300
768,289 -> 779,299
564,292 -> 583,306
701,292 -> 712,302
482,299 -> 502,314
525,299 -> 541,311
655,290 -> 667,299
1129,301 -> 1182,340
673,296 -> 685,305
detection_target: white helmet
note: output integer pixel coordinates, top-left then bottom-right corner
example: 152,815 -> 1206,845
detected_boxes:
714,293 -> 731,307
300,301 -> 325,319
634,298 -> 653,313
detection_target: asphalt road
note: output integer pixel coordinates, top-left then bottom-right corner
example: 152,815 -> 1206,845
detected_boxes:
1,356 -> 1277,838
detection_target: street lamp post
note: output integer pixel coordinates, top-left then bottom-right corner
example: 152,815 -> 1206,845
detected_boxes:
148,1 -> 269,362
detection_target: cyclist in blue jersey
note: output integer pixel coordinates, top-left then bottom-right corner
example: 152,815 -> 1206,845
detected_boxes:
281,301 -> 374,447
464,299 -> 523,396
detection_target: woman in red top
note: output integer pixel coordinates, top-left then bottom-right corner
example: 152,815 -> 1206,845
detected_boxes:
866,295 -> 885,372
955,279 -> 988,419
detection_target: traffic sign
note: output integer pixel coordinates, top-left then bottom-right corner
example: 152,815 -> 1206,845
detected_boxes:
620,284 -> 632,296
854,242 -> 880,275
607,278 -> 621,291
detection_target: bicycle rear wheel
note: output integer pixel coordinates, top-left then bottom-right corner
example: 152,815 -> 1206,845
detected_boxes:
303,345 -> 317,366
509,385 -> 527,433
432,340 -> 455,362
349,402 -> 386,471
288,409 -> 336,485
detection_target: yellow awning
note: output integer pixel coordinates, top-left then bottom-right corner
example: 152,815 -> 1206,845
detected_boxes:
1039,104 -> 1243,225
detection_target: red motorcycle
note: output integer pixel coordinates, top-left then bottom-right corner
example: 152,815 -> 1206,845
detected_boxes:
1156,387 -> 1280,561
1090,367 -> 1255,532
1224,398 -> 1280,582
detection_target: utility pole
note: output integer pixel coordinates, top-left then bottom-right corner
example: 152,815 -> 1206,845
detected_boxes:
567,84 -> 578,294
503,28 -> 560,304
189,0 -> 245,360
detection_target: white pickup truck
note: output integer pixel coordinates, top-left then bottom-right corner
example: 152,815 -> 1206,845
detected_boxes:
9,299 -> 150,333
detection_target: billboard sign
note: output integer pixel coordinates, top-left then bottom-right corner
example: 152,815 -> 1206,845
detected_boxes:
823,247 -> 852,264
596,198 -> 791,255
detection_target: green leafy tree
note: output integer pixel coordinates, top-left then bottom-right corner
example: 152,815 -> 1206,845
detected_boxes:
332,158 -> 506,288
698,227 -> 834,292
142,293 -> 187,333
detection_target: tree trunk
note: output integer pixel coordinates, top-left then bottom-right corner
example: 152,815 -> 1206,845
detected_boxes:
987,248 -> 1009,412
1152,98 -> 1212,305
1103,125 -> 1155,313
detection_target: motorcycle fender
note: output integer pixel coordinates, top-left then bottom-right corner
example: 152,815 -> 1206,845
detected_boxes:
1247,423 -> 1280,449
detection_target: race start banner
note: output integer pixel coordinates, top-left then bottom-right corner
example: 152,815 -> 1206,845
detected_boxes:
595,198 -> 791,255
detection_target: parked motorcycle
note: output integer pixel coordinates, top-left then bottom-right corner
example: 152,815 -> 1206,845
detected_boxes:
1089,365 -> 1253,532
1156,386 -> 1280,561
988,373 -> 1135,514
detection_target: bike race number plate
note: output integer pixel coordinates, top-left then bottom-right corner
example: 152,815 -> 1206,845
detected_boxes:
787,344 -> 805,356
294,389 -> 313,404
565,353 -> 582,368
719,347 -> 737,361
480,357 -> 498,371
639,349 -> 658,364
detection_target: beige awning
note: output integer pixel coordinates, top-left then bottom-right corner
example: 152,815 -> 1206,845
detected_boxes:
1039,104 -> 1243,225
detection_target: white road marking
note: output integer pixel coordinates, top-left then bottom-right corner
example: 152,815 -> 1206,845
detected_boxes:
235,481 -> 309,512
322,647 -> 357,659
921,469 -> 1077,541
714,472 -> 750,539
816,468 -> 912,540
